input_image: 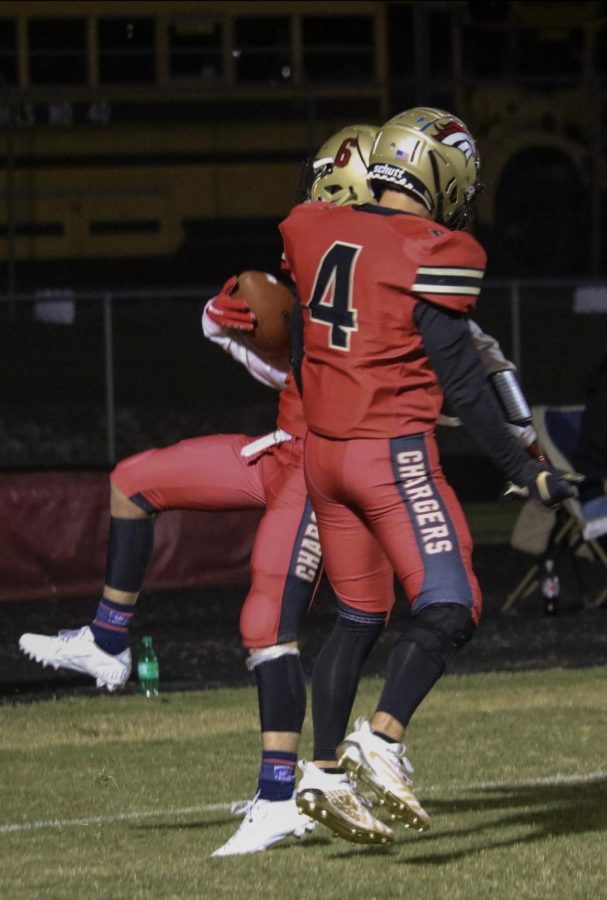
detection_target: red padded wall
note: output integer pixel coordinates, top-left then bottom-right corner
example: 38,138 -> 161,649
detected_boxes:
0,472 -> 262,601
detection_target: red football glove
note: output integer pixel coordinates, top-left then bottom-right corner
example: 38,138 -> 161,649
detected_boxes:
206,275 -> 256,332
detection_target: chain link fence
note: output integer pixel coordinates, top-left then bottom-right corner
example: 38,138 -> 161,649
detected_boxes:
2,285 -> 279,469
2,280 -> 606,470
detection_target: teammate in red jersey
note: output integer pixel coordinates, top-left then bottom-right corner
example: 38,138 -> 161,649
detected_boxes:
18,124 -> 379,857
280,107 -> 582,843
18,116 -> 547,852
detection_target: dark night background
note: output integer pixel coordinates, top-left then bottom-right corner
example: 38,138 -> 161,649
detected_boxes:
0,2 -> 605,695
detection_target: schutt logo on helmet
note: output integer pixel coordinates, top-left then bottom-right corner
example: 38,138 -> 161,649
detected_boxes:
369,163 -> 407,181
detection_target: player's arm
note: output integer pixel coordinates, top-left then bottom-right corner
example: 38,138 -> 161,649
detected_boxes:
467,319 -> 540,454
410,228 -> 543,457
202,276 -> 290,391
467,319 -> 515,376
415,301 -> 581,506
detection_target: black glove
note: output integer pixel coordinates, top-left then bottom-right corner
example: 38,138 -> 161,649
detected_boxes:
502,460 -> 584,509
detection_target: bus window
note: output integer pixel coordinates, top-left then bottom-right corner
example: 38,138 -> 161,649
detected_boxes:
29,18 -> 87,85
386,3 -> 414,80
428,9 -> 454,77
168,18 -> 223,82
98,17 -> 156,84
517,26 -> 584,82
0,19 -> 17,86
302,15 -> 375,82
463,24 -> 511,79
233,16 -> 291,83
596,26 -> 607,73
467,2 -> 511,22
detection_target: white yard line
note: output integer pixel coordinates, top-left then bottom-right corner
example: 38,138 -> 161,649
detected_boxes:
421,769 -> 607,794
0,803 -> 231,834
2,769 -> 605,835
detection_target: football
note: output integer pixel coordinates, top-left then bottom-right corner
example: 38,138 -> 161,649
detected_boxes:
230,270 -> 293,353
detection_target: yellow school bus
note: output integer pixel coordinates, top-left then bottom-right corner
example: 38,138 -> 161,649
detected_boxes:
0,1 -> 604,276
0,0 -> 389,266
456,1 -> 606,275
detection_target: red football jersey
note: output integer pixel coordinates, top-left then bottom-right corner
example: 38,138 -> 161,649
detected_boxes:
276,373 -> 307,438
280,202 -> 486,439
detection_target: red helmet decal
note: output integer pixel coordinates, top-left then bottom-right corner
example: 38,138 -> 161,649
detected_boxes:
334,138 -> 359,168
433,121 -> 476,163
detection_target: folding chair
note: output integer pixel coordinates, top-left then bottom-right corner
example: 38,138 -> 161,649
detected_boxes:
502,405 -> 607,612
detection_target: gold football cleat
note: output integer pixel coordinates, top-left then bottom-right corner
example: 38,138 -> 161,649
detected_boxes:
296,761 -> 393,845
296,787 -> 393,845
338,719 -> 431,833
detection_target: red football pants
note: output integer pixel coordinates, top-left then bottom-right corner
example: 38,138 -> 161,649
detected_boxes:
112,434 -> 322,647
304,431 -> 482,624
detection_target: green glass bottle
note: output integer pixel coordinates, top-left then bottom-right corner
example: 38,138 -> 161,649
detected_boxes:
138,636 -> 159,697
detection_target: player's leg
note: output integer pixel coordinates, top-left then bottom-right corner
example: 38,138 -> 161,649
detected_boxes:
19,434 -> 266,690
304,433 -> 397,767
308,515 -> 395,769
335,433 -> 480,830
295,433 -> 396,844
212,644 -> 317,858
363,431 -> 480,730
75,482 -> 153,675
310,601 -> 388,768
299,599 -> 397,843
213,442 -> 320,856
17,480 -> 150,691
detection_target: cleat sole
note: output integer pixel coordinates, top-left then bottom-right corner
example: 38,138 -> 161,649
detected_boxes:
338,747 -> 431,833
296,790 -> 393,846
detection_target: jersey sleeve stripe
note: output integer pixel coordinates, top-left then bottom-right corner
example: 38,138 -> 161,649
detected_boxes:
413,273 -> 483,287
415,266 -> 484,279
412,282 -> 482,296
412,271 -> 484,295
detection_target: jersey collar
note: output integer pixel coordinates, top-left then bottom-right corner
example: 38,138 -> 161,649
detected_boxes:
353,203 -> 415,217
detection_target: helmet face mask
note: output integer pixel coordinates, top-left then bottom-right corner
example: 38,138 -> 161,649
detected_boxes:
368,107 -> 482,229
302,124 -> 378,207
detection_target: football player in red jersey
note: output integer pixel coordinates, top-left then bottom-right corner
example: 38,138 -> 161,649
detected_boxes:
281,107 -> 582,843
18,117 -> 547,853
18,124 -> 379,857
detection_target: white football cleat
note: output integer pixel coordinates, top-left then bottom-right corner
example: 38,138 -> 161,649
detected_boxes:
211,792 -> 316,857
19,626 -> 131,691
338,718 -> 430,831
296,760 -> 393,845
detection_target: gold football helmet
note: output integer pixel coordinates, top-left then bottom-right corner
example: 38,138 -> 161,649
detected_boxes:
368,107 -> 482,229
303,124 -> 378,206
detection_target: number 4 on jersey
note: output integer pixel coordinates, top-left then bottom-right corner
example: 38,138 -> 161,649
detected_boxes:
307,242 -> 361,350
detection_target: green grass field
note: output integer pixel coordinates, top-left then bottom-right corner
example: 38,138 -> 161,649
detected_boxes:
1,668 -> 606,900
